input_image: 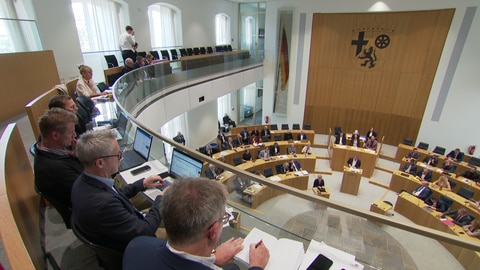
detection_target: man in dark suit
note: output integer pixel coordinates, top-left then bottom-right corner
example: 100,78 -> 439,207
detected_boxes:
365,127 -> 377,139
217,130 -> 227,149
406,148 -> 421,161
223,113 -> 236,128
402,159 -> 417,174
297,130 -> 307,141
446,148 -> 464,162
284,130 -> 293,141
335,132 -> 346,145
347,155 -> 361,169
288,159 -> 302,171
71,129 -> 165,252
425,197 -> 447,212
459,166 -> 480,181
416,168 -> 432,182
412,181 -> 432,201
251,126 -> 260,137
269,142 -> 281,156
240,127 -> 250,144
261,125 -> 271,137
423,155 -> 439,167
123,178 -> 269,270
205,164 -> 223,180
173,131 -> 186,145
440,208 -> 473,226
232,133 -> 243,148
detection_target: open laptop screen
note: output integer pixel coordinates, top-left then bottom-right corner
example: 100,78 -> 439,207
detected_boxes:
132,127 -> 153,160
169,148 -> 203,179
116,111 -> 128,138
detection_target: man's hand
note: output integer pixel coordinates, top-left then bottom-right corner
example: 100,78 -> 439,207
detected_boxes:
143,175 -> 164,189
214,237 -> 244,266
249,241 -> 269,269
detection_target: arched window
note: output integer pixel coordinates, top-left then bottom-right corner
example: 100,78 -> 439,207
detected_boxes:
71,0 -> 128,52
215,13 -> 230,45
148,3 -> 182,48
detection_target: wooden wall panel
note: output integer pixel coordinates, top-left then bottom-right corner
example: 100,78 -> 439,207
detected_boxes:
304,9 -> 454,145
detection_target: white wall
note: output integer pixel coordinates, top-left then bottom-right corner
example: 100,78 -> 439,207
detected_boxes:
263,0 -> 480,155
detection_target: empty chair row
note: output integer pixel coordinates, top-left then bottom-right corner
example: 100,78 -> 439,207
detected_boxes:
270,123 -> 311,131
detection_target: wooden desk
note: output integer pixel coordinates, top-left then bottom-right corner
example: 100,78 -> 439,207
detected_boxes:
180,50 -> 250,71
370,200 -> 393,215
340,167 -> 363,195
328,141 -> 378,178
312,187 -> 330,199
243,174 -> 309,208
394,192 -> 480,270
234,154 -> 316,174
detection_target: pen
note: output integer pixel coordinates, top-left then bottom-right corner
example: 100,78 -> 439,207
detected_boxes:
255,240 -> 263,248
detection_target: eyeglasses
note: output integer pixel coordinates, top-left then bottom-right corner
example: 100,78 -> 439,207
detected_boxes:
220,212 -> 231,225
98,151 -> 123,160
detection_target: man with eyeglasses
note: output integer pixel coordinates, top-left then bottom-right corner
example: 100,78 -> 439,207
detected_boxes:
71,129 -> 166,252
123,178 -> 269,270
34,108 -> 84,208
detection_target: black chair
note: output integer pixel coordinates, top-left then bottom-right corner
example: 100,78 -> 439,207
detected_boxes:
274,135 -> 282,141
179,48 -> 188,57
263,168 -> 274,178
160,50 -> 170,60
71,220 -> 123,270
275,164 -> 284,174
433,146 -> 446,155
170,49 -> 179,60
233,157 -> 242,166
207,46 -> 214,54
227,45 -> 233,51
97,82 -> 108,92
215,45 -> 224,52
334,126 -> 342,134
402,138 -> 414,146
187,48 -> 194,56
270,124 -> 278,130
150,50 -> 161,60
303,124 -> 311,130
292,124 -> 300,130
439,195 -> 454,211
281,124 -> 289,130
137,51 -> 147,58
193,47 -> 200,55
456,187 -> 474,200
223,45 -> 228,52
448,179 -> 456,190
104,55 -> 118,68
200,47 -> 206,54
76,96 -> 95,121
468,157 -> 480,167
417,142 -> 429,150
35,184 -> 71,229
262,135 -> 270,142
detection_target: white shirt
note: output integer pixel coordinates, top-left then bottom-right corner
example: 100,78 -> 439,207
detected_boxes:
119,32 -> 136,50
167,242 -> 220,270
76,76 -> 100,97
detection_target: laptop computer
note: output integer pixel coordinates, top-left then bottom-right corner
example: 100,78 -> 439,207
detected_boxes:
112,111 -> 128,142
119,127 -> 153,171
159,148 -> 204,189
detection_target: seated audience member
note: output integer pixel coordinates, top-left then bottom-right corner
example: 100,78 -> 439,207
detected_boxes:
288,159 -> 302,172
71,129 -> 165,251
297,130 -> 307,141
249,134 -> 259,145
269,142 -> 281,156
284,130 -> 293,141
439,208 -> 473,226
423,155 -> 439,167
335,132 -> 346,145
313,175 -> 326,192
412,181 -> 432,201
240,127 -> 250,144
217,130 -> 227,149
258,146 -> 270,160
225,137 -> 235,150
223,113 -> 236,128
123,178 -> 269,270
364,136 -> 377,151
48,95 -> 87,136
205,164 -> 224,180
133,55 -> 146,69
463,220 -> 480,238
172,131 -> 186,145
347,155 -> 361,169
261,125 -> 271,137
251,126 -> 260,137
365,127 -> 377,139
402,159 -> 417,174
406,148 -> 421,161
281,162 -> 290,174
431,175 -> 451,191
144,53 -> 155,65
458,166 -> 480,181
122,58 -> 136,74
234,177 -> 253,203
416,168 -> 432,182
76,65 -> 104,97
301,143 -> 312,155
199,144 -> 213,157
350,133 -> 360,147
34,108 -> 84,208
242,149 -> 252,162
286,143 -> 297,155
447,148 -> 464,162
441,159 -> 455,173
233,133 -> 244,148
424,196 -> 447,212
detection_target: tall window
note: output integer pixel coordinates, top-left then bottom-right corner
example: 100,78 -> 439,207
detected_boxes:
215,13 -> 230,45
148,3 -> 182,49
0,0 -> 42,53
71,0 -> 127,53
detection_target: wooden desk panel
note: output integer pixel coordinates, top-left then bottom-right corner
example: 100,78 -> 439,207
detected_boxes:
370,200 -> 393,215
235,154 -> 316,174
340,167 -> 362,195
389,170 -> 421,194
329,144 -> 378,178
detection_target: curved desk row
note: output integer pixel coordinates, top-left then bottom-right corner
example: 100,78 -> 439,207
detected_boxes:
227,128 -> 316,144
394,192 -> 480,270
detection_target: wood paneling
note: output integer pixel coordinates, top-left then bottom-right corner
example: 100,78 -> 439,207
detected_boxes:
305,9 -> 454,144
